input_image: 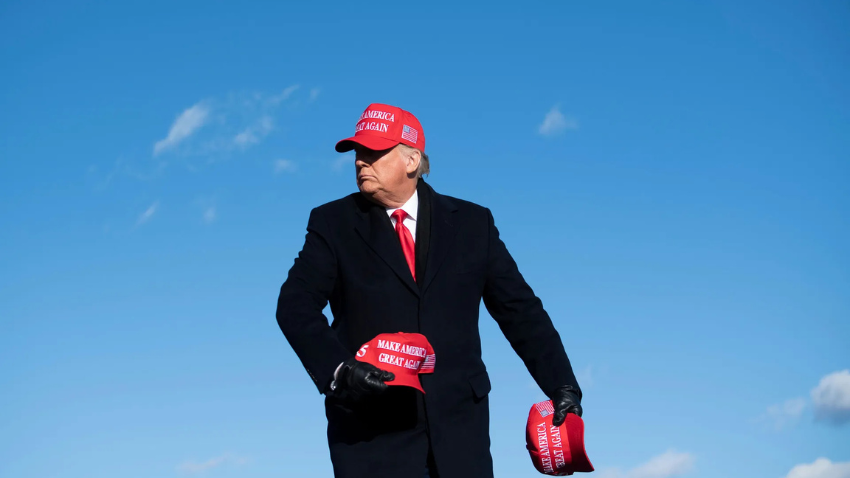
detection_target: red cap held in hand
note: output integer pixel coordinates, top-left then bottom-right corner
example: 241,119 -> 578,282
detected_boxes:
335,103 -> 425,153
526,400 -> 594,476
354,332 -> 435,393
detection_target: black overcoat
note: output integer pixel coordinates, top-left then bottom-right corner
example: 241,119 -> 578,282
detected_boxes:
276,179 -> 580,478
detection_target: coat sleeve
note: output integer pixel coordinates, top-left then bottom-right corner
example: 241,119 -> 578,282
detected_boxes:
276,208 -> 351,394
481,208 -> 581,399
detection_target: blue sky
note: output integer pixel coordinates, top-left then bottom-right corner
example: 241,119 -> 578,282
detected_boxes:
1,1 -> 848,477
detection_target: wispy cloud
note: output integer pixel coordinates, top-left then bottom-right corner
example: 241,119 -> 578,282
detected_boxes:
630,450 -> 695,478
203,206 -> 217,224
268,84 -> 300,105
177,453 -> 248,474
194,196 -> 217,224
599,450 -> 695,478
99,85 -> 317,190
136,201 -> 159,226
784,457 -> 850,478
758,397 -> 807,431
234,116 -> 274,148
178,456 -> 226,474
274,159 -> 297,174
154,102 -> 211,155
332,153 -> 354,172
811,369 -> 850,425
538,105 -> 578,136
88,157 -> 167,190
152,84 -> 307,160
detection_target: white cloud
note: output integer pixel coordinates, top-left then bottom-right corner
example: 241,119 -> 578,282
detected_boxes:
268,84 -> 300,105
234,116 -> 274,148
600,450 -> 695,478
136,201 -> 159,226
760,397 -> 807,430
629,450 -> 695,478
177,453 -> 247,474
596,470 -> 626,478
154,103 -> 211,155
102,86 -> 322,188
274,159 -> 297,174
194,197 -> 216,224
203,207 -> 216,224
87,157 -> 167,190
178,456 -> 225,473
332,153 -> 354,172
811,370 -> 850,425
785,458 -> 850,478
233,130 -> 257,146
538,105 -> 578,136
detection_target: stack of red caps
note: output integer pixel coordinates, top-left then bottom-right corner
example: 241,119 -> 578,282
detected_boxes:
354,332 -> 435,393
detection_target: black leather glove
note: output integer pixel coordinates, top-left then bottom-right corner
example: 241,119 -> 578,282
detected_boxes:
331,356 -> 395,403
552,385 -> 582,426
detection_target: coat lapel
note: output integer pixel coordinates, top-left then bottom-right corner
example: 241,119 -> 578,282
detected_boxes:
414,179 -> 431,291
353,194 -> 420,297
420,182 -> 458,295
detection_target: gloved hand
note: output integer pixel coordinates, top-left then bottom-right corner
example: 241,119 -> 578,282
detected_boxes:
331,356 -> 395,403
552,385 -> 582,426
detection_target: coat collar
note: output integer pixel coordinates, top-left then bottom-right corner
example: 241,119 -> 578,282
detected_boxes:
353,179 -> 458,297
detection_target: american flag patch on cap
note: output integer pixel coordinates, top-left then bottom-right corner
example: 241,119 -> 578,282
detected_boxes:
420,353 -> 436,372
535,400 -> 555,417
401,125 -> 418,144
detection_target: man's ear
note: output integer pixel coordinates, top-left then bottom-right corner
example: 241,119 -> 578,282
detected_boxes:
405,148 -> 421,175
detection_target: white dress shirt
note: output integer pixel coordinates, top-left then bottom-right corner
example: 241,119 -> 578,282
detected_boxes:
385,189 -> 418,242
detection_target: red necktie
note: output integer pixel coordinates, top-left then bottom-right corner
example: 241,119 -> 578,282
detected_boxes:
391,209 -> 416,281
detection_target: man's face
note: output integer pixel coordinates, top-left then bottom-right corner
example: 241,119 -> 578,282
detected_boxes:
354,144 -> 414,207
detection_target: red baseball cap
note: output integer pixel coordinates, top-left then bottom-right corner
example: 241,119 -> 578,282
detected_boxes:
335,103 -> 426,153
526,400 -> 594,476
354,332 -> 435,393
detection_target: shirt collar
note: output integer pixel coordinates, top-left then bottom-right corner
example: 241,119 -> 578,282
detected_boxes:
386,189 -> 418,221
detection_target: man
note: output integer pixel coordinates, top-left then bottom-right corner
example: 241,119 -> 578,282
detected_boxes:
276,103 -> 583,478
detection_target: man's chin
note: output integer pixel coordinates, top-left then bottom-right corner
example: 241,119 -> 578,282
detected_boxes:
357,181 -> 378,195
358,186 -> 391,207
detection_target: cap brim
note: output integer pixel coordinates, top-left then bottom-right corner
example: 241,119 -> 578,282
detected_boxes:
385,375 -> 425,394
335,135 -> 400,153
565,414 -> 594,472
